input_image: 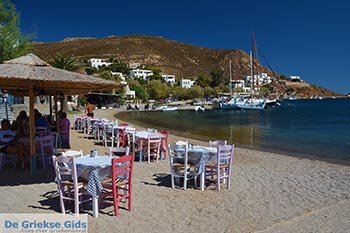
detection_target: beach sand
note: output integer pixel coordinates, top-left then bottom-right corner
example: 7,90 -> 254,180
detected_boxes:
1,108 -> 350,233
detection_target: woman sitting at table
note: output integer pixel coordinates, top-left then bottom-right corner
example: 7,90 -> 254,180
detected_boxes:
0,119 -> 29,167
59,112 -> 70,148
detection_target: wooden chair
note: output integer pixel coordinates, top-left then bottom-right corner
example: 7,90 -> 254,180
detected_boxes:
205,144 -> 234,191
52,155 -> 92,216
35,126 -> 48,136
159,130 -> 169,160
102,122 -> 115,147
144,133 -> 161,163
0,151 -> 18,170
109,146 -> 130,157
99,154 -> 134,217
168,142 -> 199,190
38,134 -> 54,168
125,127 -> 136,153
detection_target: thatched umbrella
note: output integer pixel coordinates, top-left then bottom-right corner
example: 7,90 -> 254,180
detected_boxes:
0,53 -> 124,175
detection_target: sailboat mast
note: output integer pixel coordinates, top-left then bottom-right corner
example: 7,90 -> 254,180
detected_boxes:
250,51 -> 254,100
251,31 -> 255,98
229,59 -> 232,97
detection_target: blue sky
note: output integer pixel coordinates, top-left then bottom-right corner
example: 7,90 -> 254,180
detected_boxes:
12,0 -> 350,94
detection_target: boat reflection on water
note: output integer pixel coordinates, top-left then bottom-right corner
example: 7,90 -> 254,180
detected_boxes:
229,125 -> 261,148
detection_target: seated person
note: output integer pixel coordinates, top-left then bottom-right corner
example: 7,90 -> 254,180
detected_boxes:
14,111 -> 29,137
34,109 -> 49,135
0,119 -> 29,167
59,112 -> 70,148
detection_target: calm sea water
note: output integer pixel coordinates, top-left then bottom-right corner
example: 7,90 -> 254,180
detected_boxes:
117,98 -> 350,161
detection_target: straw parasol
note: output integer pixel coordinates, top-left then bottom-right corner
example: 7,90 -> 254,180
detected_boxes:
0,53 -> 124,175
0,53 -> 122,96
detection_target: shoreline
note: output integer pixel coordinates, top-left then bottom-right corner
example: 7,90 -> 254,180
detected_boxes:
109,109 -> 350,167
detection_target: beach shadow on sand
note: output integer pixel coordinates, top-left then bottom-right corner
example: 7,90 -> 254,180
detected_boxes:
0,166 -> 55,186
30,190 -> 93,216
142,173 -> 172,188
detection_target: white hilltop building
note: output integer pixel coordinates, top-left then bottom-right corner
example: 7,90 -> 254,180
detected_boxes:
124,83 -> 136,99
129,69 -> 153,80
290,75 -> 302,81
161,74 -> 176,84
90,58 -> 112,69
180,78 -> 195,89
244,73 -> 272,86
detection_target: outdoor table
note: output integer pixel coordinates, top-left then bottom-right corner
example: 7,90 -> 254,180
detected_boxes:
75,155 -> 112,218
134,131 -> 162,162
188,146 -> 217,190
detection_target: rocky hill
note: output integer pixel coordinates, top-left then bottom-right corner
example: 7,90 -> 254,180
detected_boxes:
32,35 -> 340,97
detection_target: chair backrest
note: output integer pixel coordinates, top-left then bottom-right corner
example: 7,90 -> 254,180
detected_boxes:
111,154 -> 134,184
148,133 -> 161,150
175,140 -> 187,146
160,130 -> 169,146
168,141 -> 188,165
217,144 -> 234,165
209,140 -> 227,148
62,150 -> 83,157
35,126 -> 48,136
109,146 -> 130,157
103,122 -> 114,135
40,134 -> 54,155
125,128 -> 136,151
51,132 -> 59,155
52,155 -> 78,186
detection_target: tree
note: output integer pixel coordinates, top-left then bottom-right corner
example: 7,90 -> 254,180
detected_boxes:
48,54 -> 81,112
148,80 -> 169,99
0,0 -> 33,63
186,86 -> 204,99
209,69 -> 225,87
48,53 -> 81,71
196,74 -> 212,87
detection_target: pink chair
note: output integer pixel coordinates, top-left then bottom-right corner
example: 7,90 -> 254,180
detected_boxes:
144,133 -> 161,163
206,144 -> 234,191
52,155 -> 92,216
99,154 -> 134,217
37,134 -> 54,168
160,130 -> 169,160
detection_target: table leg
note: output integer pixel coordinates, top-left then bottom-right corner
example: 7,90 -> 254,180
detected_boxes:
200,171 -> 205,191
92,196 -> 98,218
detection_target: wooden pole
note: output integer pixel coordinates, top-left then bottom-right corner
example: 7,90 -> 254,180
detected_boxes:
28,82 -> 36,176
49,95 -> 53,125
54,95 -> 59,133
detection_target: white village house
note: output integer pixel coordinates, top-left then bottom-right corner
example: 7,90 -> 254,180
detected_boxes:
180,78 -> 195,89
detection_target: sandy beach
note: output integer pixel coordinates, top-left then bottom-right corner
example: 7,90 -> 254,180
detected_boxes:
1,108 -> 350,233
